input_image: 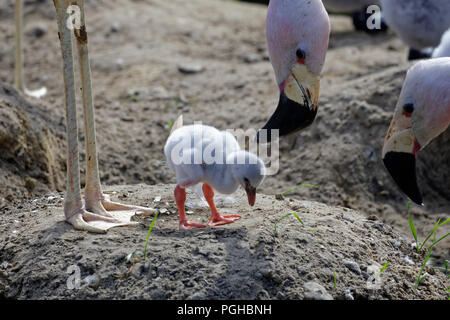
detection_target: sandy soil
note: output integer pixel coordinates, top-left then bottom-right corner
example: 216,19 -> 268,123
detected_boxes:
0,184 -> 448,299
0,0 -> 448,299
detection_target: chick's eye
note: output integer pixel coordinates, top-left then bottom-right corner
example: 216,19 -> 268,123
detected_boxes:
296,48 -> 306,61
403,103 -> 414,115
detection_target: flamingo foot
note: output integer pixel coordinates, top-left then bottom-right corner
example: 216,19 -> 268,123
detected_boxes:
66,208 -> 134,234
101,194 -> 157,216
207,213 -> 241,227
69,193 -> 156,233
85,192 -> 156,218
24,87 -> 47,99
179,220 -> 207,230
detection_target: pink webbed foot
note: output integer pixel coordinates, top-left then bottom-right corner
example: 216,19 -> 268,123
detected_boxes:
179,220 -> 207,230
207,214 -> 241,227
175,184 -> 207,230
202,183 -> 241,227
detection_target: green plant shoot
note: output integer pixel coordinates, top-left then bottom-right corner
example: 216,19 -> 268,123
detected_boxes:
274,212 -> 318,233
414,249 -> 433,291
376,262 -> 390,277
143,212 -> 159,261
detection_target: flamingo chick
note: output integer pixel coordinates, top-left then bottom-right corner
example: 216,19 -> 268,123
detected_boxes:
258,0 -> 330,142
382,58 -> 450,205
165,117 -> 266,230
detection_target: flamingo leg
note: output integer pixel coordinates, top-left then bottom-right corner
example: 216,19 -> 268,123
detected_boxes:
202,184 -> 241,227
14,0 -> 47,98
54,0 -> 115,233
53,0 -> 149,233
175,185 -> 206,230
72,0 -> 156,220
14,0 -> 23,91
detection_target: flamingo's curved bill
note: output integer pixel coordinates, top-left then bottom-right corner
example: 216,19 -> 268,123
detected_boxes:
382,128 -> 424,205
257,63 -> 320,143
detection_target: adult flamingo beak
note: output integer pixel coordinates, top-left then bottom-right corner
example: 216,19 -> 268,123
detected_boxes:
258,63 -> 320,143
382,127 -> 423,205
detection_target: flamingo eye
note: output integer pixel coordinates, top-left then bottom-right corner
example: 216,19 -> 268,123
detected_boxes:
296,48 -> 306,61
403,103 -> 414,115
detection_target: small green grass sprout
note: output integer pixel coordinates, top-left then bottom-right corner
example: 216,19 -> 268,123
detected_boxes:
407,201 -> 449,254
419,218 -> 449,253
166,120 -> 174,132
414,249 -> 433,291
143,212 -> 159,261
274,212 -> 318,233
376,262 -> 390,277
407,201 -> 419,251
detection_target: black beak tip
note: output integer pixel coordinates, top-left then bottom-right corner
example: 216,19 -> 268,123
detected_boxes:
383,151 -> 424,206
257,92 -> 317,144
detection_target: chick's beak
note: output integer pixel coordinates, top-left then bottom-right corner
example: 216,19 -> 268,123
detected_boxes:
245,183 -> 257,207
382,127 -> 423,205
258,63 -> 320,143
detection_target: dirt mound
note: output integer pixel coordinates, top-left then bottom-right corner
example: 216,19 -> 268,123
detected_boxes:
0,84 -> 66,206
0,184 -> 447,300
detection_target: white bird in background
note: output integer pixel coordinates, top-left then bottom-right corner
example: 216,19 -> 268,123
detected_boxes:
322,0 -> 379,13
380,0 -> 450,60
322,0 -> 387,34
165,116 -> 266,230
382,58 -> 450,205
258,0 -> 330,142
14,0 -> 47,98
432,29 -> 450,58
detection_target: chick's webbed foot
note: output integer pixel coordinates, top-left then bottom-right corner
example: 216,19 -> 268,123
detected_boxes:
179,220 -> 207,230
175,184 -> 206,230
203,184 -> 241,227
207,213 -> 241,227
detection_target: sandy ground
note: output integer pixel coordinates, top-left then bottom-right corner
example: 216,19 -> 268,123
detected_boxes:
0,0 -> 448,299
0,184 -> 448,299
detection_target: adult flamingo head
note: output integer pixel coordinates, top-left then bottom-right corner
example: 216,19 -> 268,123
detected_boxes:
258,0 -> 330,142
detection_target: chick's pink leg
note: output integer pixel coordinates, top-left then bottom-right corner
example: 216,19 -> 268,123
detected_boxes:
202,184 -> 241,227
175,185 -> 206,230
